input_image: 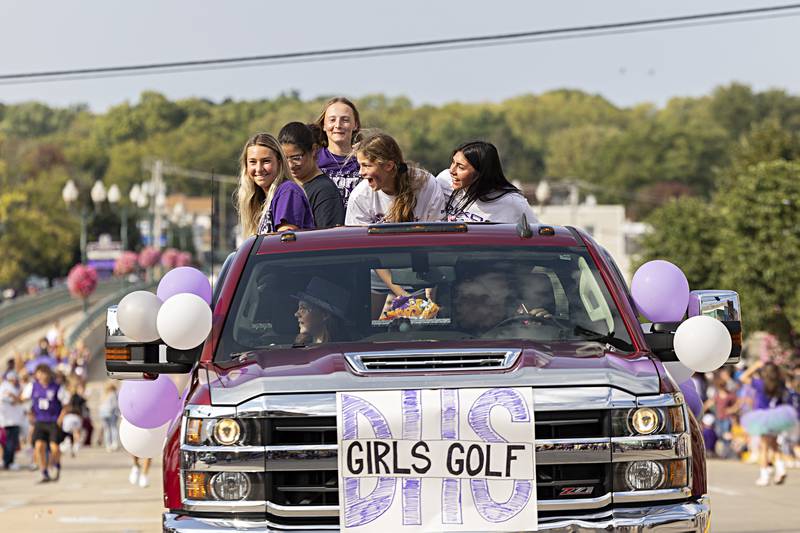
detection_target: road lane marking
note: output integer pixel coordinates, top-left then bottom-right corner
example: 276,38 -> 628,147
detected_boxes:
0,499 -> 29,513
708,485 -> 742,496
59,516 -> 161,524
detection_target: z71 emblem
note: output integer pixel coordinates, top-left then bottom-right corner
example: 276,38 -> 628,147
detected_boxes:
559,486 -> 594,496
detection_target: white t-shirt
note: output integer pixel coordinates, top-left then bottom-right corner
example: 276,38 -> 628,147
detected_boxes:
436,170 -> 539,224
345,168 -> 445,225
1,381 -> 26,427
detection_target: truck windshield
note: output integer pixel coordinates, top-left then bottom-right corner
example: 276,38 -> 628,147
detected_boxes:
215,246 -> 633,360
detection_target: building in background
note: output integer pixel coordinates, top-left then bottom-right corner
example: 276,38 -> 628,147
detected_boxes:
518,180 -> 647,282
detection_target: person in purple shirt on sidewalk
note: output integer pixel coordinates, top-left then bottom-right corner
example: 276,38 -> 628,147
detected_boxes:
235,132 -> 314,236
21,364 -> 68,483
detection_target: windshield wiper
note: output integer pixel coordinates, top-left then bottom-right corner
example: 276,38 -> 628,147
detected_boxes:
572,325 -> 634,352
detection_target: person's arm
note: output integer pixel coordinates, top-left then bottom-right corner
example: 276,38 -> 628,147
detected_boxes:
739,360 -> 763,385
520,195 -> 540,224
20,382 -> 32,402
375,269 -> 409,298
272,184 -> 314,231
419,173 -> 447,222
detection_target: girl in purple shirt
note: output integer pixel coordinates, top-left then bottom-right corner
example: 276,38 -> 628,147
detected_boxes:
314,97 -> 362,208
235,133 -> 314,236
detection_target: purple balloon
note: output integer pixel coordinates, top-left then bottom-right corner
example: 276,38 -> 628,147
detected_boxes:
631,260 -> 689,322
119,375 -> 181,429
157,266 -> 212,305
679,378 -> 703,418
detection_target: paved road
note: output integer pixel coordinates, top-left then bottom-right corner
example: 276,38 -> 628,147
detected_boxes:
707,458 -> 800,532
0,449 -> 797,532
0,446 -> 163,532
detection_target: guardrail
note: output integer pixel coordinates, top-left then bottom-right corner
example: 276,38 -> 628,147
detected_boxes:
0,280 -> 125,349
66,281 -> 158,348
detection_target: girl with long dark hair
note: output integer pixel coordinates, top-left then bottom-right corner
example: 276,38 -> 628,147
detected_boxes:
438,141 -> 538,223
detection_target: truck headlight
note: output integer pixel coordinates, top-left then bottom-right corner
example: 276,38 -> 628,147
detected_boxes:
212,418 -> 242,445
615,459 -> 688,491
629,407 -> 661,435
624,460 -> 665,490
210,472 -> 251,500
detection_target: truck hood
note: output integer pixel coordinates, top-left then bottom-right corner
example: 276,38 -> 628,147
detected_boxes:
202,341 -> 663,406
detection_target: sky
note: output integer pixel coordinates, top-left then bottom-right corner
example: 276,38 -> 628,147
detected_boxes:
1,0 -> 799,111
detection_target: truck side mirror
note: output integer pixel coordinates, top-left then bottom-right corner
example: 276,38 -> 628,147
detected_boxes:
643,290 -> 742,365
105,305 -> 201,379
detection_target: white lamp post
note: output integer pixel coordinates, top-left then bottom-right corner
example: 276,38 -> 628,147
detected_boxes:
62,179 -> 89,264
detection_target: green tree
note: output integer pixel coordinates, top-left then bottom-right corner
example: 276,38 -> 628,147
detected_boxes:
635,197 -> 720,291
0,190 -> 77,288
715,160 -> 800,348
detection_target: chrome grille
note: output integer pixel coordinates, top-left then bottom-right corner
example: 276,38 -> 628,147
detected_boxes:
180,390 -> 689,527
260,408 -> 613,524
345,348 -> 520,373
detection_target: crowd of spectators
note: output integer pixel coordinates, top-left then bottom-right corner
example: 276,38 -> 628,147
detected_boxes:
0,321 -> 120,476
697,355 -> 800,485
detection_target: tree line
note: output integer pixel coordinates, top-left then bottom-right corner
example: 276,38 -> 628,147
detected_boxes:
1,83 -> 799,348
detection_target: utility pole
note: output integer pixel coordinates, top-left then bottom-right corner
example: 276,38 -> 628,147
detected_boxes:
151,159 -> 164,249
148,161 -> 237,255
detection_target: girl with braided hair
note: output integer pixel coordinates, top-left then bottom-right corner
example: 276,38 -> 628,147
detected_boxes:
345,130 -> 444,225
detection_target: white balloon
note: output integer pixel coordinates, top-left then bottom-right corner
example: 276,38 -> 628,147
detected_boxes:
663,361 -> 694,383
157,293 -> 212,350
117,291 -> 162,342
674,315 -> 732,373
119,417 -> 169,458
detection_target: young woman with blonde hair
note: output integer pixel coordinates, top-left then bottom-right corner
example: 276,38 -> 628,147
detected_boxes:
315,97 -> 362,207
236,132 -> 314,236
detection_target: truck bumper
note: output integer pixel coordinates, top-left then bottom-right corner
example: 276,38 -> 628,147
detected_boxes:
163,496 -> 710,532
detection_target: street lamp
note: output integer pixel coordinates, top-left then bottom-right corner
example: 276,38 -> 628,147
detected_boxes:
107,184 -> 128,251
170,202 -> 186,250
90,180 -> 107,205
62,179 -> 88,264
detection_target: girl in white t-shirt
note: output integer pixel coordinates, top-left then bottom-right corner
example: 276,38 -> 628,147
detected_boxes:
345,131 -> 445,225
345,131 -> 445,316
437,141 -> 539,224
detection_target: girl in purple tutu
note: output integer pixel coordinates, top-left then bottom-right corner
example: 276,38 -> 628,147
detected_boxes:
740,360 -> 798,485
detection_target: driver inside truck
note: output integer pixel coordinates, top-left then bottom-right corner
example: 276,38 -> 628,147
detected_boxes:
451,269 -> 556,336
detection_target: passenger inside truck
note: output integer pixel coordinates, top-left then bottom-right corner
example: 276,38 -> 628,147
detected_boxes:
217,246 -> 633,359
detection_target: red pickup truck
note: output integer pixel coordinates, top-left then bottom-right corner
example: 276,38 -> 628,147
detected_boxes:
106,221 -> 740,532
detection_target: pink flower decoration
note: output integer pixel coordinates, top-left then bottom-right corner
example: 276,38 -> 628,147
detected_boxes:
67,264 -> 98,299
138,247 -> 161,269
161,248 -> 179,270
175,251 -> 193,267
114,251 -> 138,276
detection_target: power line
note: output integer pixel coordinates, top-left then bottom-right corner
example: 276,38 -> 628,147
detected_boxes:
1,4 -> 799,86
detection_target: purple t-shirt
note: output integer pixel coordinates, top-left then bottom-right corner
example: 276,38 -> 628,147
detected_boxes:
752,378 -> 784,410
32,381 -> 62,423
317,147 -> 361,208
257,181 -> 315,233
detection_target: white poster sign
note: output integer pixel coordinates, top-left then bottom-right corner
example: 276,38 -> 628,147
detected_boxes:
336,388 -> 537,532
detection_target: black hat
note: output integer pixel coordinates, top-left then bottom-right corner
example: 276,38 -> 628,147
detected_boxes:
292,277 -> 350,321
